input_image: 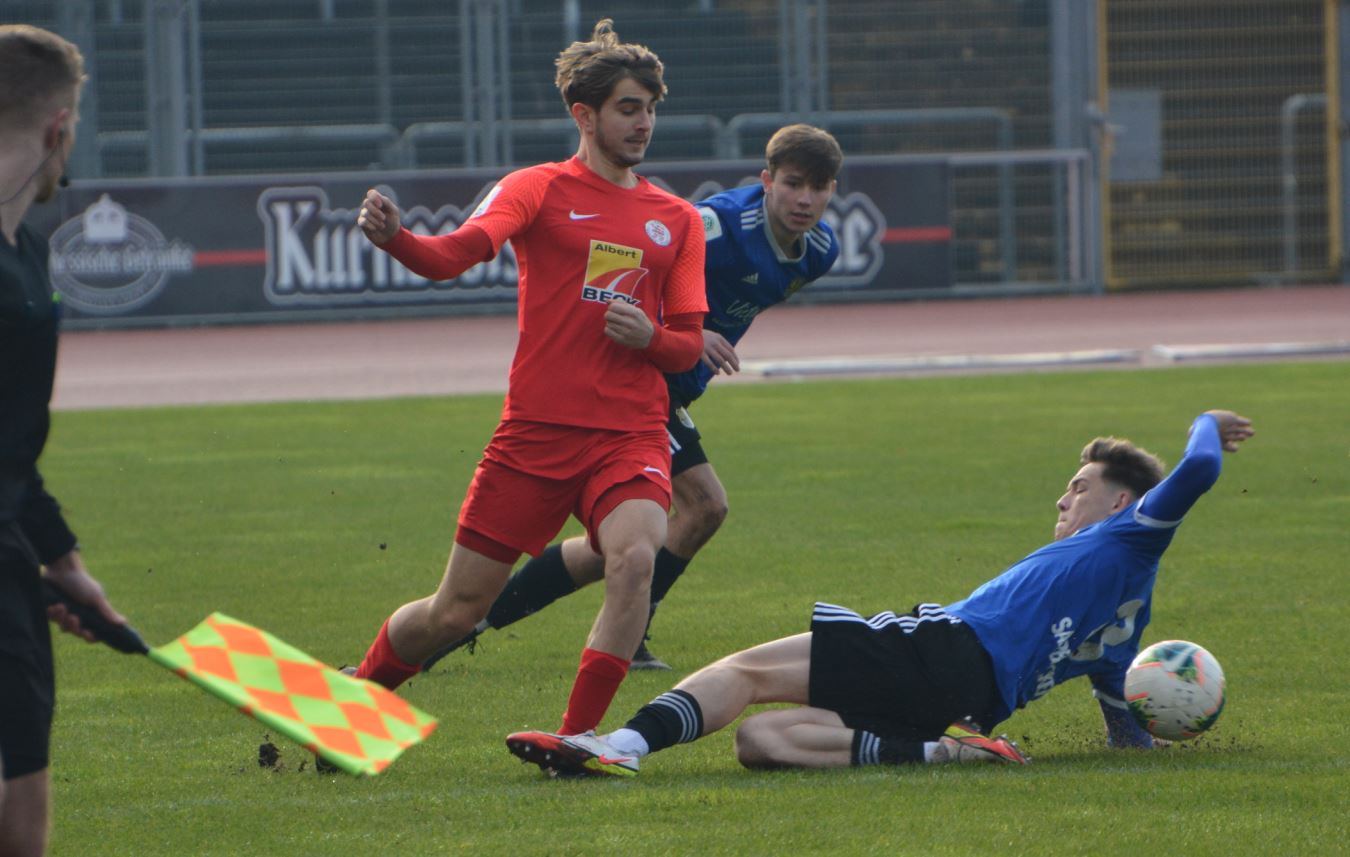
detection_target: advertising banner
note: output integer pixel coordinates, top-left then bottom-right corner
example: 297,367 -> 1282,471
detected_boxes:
28,156 -> 950,327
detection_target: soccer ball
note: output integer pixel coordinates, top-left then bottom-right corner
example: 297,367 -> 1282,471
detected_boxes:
1124,640 -> 1226,741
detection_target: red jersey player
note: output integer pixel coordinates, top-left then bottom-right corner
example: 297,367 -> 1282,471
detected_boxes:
353,19 -> 707,738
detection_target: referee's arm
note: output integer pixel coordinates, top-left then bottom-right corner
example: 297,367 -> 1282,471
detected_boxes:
17,468 -> 77,563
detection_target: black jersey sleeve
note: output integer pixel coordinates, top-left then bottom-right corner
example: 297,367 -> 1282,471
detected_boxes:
18,469 -> 78,564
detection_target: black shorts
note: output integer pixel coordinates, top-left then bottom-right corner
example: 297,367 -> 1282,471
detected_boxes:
808,602 -> 1001,741
666,390 -> 708,477
0,523 -> 54,780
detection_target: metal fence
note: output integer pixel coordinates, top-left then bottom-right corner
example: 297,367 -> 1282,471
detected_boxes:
8,0 -> 1346,291
25,1 -> 1056,170
1102,0 -> 1335,287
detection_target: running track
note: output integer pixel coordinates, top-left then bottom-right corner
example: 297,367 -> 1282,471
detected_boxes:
51,285 -> 1350,410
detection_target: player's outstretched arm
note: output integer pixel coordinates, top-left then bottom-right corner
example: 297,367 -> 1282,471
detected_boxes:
357,188 -> 401,245
1199,409 -> 1254,452
360,190 -> 496,282
1091,674 -> 1154,749
1139,410 -> 1253,524
1098,696 -> 1155,749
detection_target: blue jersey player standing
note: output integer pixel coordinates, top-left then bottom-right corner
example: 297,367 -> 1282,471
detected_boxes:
423,125 -> 843,673
506,409 -> 1255,776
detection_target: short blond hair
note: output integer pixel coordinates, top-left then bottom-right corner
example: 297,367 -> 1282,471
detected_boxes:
0,25 -> 84,130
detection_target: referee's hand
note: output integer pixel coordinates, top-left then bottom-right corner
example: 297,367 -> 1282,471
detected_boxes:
43,550 -> 126,644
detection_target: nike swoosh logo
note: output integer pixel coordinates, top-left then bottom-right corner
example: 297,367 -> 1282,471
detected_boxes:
569,210 -> 600,220
642,466 -> 669,481
597,754 -> 633,765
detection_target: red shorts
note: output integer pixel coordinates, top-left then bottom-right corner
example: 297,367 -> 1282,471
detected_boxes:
456,420 -> 672,562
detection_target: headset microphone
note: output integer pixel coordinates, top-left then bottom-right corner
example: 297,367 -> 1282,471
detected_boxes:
56,127 -> 70,188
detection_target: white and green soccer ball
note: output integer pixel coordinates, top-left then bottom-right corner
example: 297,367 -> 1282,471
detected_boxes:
1124,640 -> 1226,741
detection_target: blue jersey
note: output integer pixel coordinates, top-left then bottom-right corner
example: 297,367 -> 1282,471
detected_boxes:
946,414 -> 1225,725
666,184 -> 839,404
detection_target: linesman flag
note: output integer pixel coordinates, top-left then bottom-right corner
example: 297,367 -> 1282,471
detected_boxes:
45,583 -> 437,776
151,613 -> 438,776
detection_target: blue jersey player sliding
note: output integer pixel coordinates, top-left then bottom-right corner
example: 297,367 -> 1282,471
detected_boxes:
506,409 -> 1255,775
423,125 -> 843,672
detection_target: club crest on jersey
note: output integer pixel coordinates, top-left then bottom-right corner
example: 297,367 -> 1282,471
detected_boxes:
644,219 -> 671,247
696,206 -> 722,241
469,185 -> 502,219
581,239 -> 647,305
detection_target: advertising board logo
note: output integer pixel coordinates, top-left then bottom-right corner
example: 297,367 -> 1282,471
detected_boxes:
818,192 -> 886,286
258,185 -> 518,306
48,194 -> 195,314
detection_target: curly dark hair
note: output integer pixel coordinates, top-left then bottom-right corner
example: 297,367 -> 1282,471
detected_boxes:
554,19 -> 666,111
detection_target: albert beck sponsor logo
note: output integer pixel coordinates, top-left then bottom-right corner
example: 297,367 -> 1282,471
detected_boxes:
580,239 -> 647,306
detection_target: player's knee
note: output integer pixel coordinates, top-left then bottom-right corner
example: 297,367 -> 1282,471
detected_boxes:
603,540 -> 657,587
427,592 -> 490,638
734,716 -> 783,769
674,470 -> 729,540
688,494 -> 728,541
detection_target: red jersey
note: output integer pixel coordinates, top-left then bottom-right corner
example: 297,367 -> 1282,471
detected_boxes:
456,157 -> 707,432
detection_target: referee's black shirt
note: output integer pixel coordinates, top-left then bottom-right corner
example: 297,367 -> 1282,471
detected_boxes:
1,222 -> 77,561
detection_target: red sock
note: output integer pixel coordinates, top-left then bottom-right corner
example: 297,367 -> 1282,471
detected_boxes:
354,618 -> 420,690
559,648 -> 631,735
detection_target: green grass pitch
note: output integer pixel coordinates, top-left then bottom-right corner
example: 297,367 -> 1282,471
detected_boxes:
41,361 -> 1348,855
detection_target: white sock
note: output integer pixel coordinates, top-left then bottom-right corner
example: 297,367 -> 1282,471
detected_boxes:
922,740 -> 941,763
605,728 -> 650,758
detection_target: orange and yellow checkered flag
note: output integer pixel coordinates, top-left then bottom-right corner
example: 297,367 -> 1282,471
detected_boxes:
147,613 -> 437,776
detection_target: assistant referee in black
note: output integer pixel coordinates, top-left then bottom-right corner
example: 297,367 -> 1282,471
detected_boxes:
1,25 -> 127,857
